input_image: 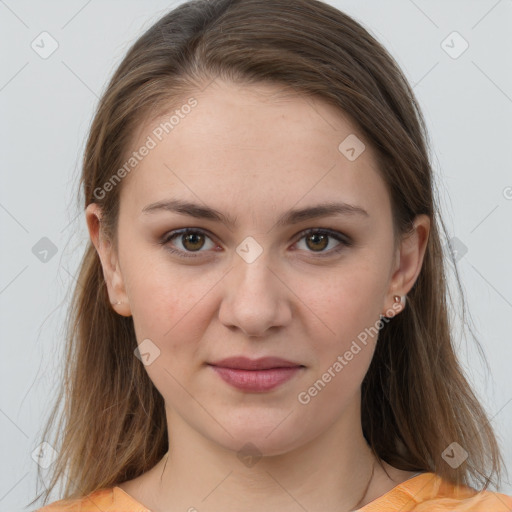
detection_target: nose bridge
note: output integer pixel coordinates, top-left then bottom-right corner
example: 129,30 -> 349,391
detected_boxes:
231,236 -> 278,298
219,241 -> 291,335
234,246 -> 276,293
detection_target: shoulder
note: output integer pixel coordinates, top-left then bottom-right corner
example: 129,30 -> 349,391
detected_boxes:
412,486 -> 512,511
34,488 -> 114,512
406,473 -> 512,512
424,473 -> 511,511
361,472 -> 512,512
34,486 -> 148,512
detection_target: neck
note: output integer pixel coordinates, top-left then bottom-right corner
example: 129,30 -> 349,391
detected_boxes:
145,401 -> 382,512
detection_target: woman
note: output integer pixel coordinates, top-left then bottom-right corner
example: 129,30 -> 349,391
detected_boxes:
33,0 -> 512,510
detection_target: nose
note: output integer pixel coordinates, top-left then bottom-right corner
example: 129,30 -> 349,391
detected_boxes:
218,252 -> 292,337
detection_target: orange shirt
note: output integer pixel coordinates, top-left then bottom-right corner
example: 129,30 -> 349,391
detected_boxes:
36,472 -> 512,511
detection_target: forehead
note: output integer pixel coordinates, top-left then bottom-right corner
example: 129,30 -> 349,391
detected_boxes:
119,79 -> 390,221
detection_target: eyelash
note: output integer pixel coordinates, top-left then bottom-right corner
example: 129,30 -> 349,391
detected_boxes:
159,228 -> 353,259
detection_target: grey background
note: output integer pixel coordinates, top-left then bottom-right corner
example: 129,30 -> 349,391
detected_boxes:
1,0 -> 511,509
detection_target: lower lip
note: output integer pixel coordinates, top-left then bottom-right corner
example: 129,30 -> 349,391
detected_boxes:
209,365 -> 303,392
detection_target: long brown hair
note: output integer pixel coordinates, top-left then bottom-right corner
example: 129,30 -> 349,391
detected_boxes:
32,0 -> 507,506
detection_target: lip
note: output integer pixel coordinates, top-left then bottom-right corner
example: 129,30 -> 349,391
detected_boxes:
208,356 -> 305,392
209,356 -> 302,370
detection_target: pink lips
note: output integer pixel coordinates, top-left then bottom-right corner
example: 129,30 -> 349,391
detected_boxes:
208,356 -> 304,392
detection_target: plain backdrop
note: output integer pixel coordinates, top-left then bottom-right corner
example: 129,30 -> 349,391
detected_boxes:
1,0 -> 511,510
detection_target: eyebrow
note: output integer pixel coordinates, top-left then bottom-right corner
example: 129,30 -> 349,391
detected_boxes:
141,198 -> 369,228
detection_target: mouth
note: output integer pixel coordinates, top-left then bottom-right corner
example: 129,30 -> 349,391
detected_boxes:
207,356 -> 305,392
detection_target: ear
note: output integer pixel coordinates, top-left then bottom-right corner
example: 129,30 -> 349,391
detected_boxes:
85,203 -> 132,317
383,214 -> 430,317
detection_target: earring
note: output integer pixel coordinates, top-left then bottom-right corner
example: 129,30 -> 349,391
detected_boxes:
394,294 -> 406,307
111,300 -> 122,305
380,294 -> 406,320
393,294 -> 406,311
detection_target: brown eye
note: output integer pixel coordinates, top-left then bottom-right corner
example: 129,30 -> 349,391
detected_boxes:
160,229 -> 216,258
295,228 -> 352,256
181,232 -> 205,251
305,232 -> 329,252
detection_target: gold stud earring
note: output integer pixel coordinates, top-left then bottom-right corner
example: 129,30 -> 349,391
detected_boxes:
393,294 -> 406,309
380,294 -> 406,320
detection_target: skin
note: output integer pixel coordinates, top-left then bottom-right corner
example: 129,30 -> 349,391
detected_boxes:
87,78 -> 430,512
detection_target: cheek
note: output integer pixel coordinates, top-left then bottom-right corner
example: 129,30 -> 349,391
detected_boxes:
293,273 -> 381,416
291,261 -> 389,402
296,262 -> 387,345
122,252 -> 219,360
126,268 -> 211,399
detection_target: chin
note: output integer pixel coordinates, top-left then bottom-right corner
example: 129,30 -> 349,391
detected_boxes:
204,410 -> 317,458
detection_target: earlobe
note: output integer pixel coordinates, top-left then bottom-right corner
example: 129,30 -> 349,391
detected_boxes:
381,294 -> 407,319
85,203 -> 132,317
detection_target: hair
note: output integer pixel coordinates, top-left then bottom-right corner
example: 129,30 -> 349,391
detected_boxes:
32,0 -> 507,507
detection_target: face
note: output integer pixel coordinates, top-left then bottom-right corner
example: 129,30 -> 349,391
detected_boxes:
88,78 -> 427,456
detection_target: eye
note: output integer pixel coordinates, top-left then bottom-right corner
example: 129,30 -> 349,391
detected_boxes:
160,228 -> 217,258
160,227 -> 352,259
293,228 -> 352,256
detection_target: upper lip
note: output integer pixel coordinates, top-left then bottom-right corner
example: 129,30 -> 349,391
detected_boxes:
208,356 -> 303,370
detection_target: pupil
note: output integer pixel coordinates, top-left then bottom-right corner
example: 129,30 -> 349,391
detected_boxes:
307,233 -> 328,251
184,233 -> 204,251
